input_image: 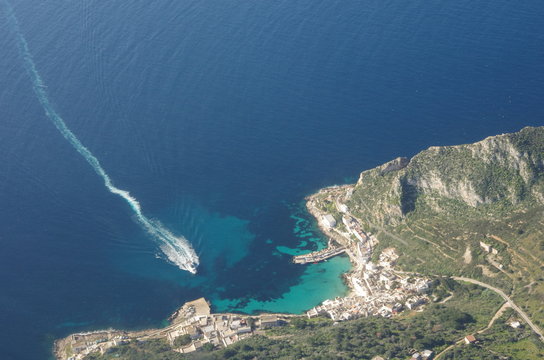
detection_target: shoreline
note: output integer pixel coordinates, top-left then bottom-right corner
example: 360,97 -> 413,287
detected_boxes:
54,184 -> 431,359
301,185 -> 432,321
53,297 -> 296,360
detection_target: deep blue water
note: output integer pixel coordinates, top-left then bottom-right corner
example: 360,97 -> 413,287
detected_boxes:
1,0 -> 544,358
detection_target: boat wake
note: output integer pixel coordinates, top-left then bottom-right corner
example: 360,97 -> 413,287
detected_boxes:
2,1 -> 199,274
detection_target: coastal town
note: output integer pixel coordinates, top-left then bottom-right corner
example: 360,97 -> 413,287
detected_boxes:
55,184 -> 435,360
303,185 -> 432,321
55,298 -> 290,360
49,128 -> 544,360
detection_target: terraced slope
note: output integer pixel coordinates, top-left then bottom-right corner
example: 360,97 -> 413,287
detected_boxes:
342,126 -> 544,330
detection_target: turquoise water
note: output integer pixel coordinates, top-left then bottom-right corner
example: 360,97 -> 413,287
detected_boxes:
1,0 -> 544,359
276,209 -> 329,256
109,199 -> 348,314
210,204 -> 352,314
213,256 -> 351,314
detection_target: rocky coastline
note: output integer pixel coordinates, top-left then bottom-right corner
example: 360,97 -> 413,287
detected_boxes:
54,185 -> 431,360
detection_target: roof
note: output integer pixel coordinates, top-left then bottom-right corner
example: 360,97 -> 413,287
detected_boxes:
465,334 -> 476,342
261,315 -> 279,323
323,214 -> 336,226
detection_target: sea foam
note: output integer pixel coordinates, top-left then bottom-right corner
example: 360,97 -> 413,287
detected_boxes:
2,0 -> 199,274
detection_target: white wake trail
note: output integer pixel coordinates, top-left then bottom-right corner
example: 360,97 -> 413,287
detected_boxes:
2,1 -> 199,274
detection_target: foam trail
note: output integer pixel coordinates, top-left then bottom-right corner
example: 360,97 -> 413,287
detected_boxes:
2,1 -> 199,274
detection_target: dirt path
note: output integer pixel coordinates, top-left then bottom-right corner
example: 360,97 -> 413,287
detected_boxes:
452,276 -> 544,342
489,234 -> 543,268
477,302 -> 510,334
477,264 -> 498,278
412,233 -> 456,260
439,292 -> 454,304
435,301 -> 510,359
410,223 -> 458,252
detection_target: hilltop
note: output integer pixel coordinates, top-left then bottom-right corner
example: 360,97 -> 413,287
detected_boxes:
349,126 -> 544,225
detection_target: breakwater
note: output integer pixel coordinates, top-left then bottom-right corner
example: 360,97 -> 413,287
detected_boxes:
293,240 -> 346,264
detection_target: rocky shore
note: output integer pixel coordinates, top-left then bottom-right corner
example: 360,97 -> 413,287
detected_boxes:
55,186 -> 433,360
54,298 -> 293,360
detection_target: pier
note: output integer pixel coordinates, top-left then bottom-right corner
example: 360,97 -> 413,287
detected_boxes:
293,241 -> 347,264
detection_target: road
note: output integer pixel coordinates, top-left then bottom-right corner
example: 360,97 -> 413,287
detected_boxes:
477,302 -> 510,334
453,276 -> 544,342
435,302 -> 505,359
316,189 -> 544,344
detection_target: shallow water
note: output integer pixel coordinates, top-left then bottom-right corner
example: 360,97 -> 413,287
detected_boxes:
1,0 -> 544,358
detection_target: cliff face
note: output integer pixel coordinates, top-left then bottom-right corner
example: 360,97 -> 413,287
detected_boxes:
348,126 -> 544,226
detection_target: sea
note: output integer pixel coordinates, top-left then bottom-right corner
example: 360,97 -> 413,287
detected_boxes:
1,0 -> 543,358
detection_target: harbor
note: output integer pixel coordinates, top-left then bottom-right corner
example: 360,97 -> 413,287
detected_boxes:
303,185 -> 432,321
292,238 -> 347,264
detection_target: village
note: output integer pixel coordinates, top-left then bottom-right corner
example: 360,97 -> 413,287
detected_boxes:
304,185 -> 432,322
55,184 -> 529,360
55,298 -> 290,360
56,185 -> 437,360
165,298 -> 286,352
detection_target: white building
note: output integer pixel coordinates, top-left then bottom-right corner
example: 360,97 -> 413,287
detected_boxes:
322,214 -> 337,228
351,277 -> 368,297
421,349 -> 434,359
480,241 -> 492,253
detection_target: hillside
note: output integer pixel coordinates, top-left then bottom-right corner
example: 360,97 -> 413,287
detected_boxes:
83,278 -> 543,360
349,126 -> 544,225
342,126 -> 544,330
76,127 -> 544,360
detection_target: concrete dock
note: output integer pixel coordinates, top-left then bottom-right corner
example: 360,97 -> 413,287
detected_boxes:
293,244 -> 347,264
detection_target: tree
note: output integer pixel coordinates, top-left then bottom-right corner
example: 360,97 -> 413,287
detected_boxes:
291,317 -> 308,329
201,343 -> 215,352
173,334 -> 192,347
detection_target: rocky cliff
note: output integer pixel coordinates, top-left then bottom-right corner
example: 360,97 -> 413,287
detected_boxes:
347,126 -> 544,226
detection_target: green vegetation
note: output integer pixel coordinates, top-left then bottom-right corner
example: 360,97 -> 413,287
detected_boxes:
84,339 -> 185,360
347,126 -> 544,328
173,335 -> 192,347
439,306 -> 544,360
481,314 -> 544,359
82,128 -> 544,360
83,281 -> 543,360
